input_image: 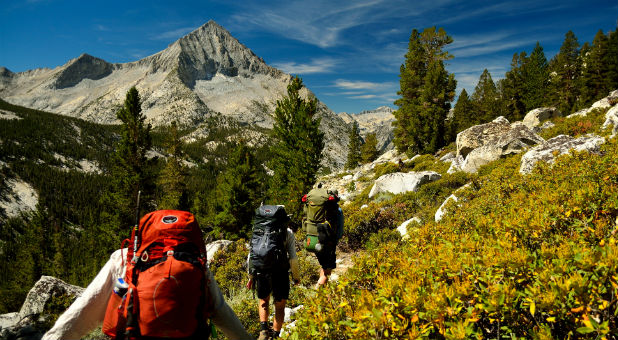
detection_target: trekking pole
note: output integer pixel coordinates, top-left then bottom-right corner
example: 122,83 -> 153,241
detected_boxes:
131,190 -> 141,264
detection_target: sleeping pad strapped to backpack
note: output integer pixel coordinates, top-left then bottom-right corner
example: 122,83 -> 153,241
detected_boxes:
102,210 -> 213,339
302,187 -> 340,253
249,205 -> 290,276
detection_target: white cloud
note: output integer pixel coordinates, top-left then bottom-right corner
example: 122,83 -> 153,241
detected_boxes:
330,79 -> 398,104
229,0 -> 456,48
94,24 -> 110,32
150,27 -> 195,41
272,58 -> 338,74
334,79 -> 396,91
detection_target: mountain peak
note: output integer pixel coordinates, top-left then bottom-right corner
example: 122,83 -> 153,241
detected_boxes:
164,20 -> 282,88
53,53 -> 112,89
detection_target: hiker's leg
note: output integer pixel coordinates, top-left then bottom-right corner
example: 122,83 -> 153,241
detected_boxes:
317,268 -> 332,286
259,295 -> 270,322
273,299 -> 286,332
316,246 -> 336,287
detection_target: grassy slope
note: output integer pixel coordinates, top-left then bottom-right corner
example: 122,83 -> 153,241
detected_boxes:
289,109 -> 617,339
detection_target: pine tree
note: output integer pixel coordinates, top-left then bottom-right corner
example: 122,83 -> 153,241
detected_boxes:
360,133 -> 379,163
393,27 -> 456,155
214,142 -> 265,239
522,42 -> 549,111
548,31 -> 581,113
500,53 -> 527,121
450,89 -> 475,136
607,27 -> 618,90
579,30 -> 611,107
345,121 -> 361,169
100,87 -> 154,243
471,69 -> 500,123
268,76 -> 324,221
157,121 -> 188,210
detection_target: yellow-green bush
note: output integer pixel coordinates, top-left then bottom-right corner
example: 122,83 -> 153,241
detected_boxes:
539,108 -> 608,140
288,136 -> 618,339
341,171 -> 469,251
209,239 -> 250,297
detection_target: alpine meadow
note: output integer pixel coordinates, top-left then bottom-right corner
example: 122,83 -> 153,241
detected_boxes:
1,7 -> 618,340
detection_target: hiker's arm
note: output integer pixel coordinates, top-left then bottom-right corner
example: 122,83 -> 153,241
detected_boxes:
286,229 -> 300,282
207,268 -> 254,340
42,249 -> 125,340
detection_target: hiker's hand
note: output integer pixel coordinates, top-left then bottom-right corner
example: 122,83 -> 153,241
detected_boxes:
246,278 -> 253,289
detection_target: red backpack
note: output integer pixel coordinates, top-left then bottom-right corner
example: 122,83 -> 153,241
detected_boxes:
102,210 -> 213,339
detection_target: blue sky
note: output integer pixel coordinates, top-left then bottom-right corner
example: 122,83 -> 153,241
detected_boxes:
1,1 -> 617,114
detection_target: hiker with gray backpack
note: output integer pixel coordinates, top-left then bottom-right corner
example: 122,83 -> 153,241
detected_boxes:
246,205 -> 300,340
302,184 -> 344,288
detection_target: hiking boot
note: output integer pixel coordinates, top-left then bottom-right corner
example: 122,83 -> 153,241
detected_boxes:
258,329 -> 272,340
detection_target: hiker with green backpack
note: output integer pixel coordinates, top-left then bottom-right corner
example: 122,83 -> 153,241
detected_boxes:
247,205 -> 300,340
302,184 -> 344,288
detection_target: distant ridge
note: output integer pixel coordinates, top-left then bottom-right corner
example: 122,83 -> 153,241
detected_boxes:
0,20 -> 351,169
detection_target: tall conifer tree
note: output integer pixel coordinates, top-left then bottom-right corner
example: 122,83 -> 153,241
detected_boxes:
607,27 -> 618,90
100,87 -> 153,239
522,42 -> 549,111
450,89 -> 475,137
500,53 -> 527,121
268,76 -> 324,221
157,121 -> 188,210
345,121 -> 362,169
471,69 -> 500,123
393,27 -> 456,155
214,142 -> 265,239
548,31 -> 581,113
360,133 -> 379,163
579,30 -> 611,107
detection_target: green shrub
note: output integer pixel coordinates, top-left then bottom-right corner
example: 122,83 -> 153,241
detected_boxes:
223,288 -> 261,338
209,239 -> 250,297
539,107 -> 608,140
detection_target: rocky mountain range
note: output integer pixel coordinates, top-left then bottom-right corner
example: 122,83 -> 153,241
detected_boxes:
338,106 -> 395,152
0,20 -> 362,170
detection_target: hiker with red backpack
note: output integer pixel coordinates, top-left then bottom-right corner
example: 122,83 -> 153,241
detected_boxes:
302,184 -> 344,288
246,205 -> 300,340
42,210 -> 253,340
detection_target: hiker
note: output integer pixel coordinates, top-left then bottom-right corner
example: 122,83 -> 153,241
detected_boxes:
42,210 -> 253,340
246,205 -> 300,340
302,184 -> 344,288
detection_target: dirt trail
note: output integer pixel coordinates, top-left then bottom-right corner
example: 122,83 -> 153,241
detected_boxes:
331,250 -> 357,282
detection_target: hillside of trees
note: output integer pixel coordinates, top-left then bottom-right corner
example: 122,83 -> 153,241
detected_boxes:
0,77 -> 325,315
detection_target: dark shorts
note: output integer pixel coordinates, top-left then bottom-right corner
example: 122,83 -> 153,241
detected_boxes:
255,269 -> 290,301
316,246 -> 336,270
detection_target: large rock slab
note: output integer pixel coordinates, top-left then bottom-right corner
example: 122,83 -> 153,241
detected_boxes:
0,276 -> 83,340
602,104 -> 618,137
452,117 -> 545,173
397,217 -> 421,239
569,90 -> 618,117
519,134 -> 606,174
368,171 -> 441,198
522,107 -> 561,129
206,240 -> 234,264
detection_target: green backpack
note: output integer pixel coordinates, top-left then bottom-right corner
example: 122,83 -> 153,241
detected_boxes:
302,187 -> 339,253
